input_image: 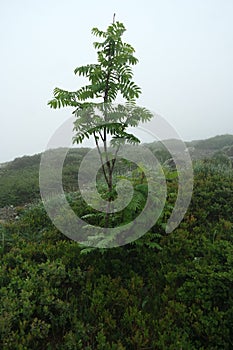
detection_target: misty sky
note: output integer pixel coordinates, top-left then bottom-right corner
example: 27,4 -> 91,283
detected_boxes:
0,0 -> 233,163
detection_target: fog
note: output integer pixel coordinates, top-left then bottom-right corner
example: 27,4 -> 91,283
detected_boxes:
0,0 -> 233,163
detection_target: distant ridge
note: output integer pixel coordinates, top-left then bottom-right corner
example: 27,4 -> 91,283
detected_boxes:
188,134 -> 233,150
0,134 -> 232,208
1,134 -> 233,168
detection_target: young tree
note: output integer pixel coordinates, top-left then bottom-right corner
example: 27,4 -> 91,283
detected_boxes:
48,17 -> 153,227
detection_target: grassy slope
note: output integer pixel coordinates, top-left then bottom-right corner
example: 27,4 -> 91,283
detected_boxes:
0,134 -> 232,208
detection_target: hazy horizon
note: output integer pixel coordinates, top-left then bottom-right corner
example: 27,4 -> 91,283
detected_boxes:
1,0 -> 233,163
1,132 -> 232,165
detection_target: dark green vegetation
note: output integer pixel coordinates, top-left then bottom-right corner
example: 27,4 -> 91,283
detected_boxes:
0,135 -> 233,349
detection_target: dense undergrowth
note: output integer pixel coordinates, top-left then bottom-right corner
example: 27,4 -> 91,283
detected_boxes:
0,154 -> 233,349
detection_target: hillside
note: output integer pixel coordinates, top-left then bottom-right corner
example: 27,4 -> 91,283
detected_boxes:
0,141 -> 232,349
190,134 -> 233,150
145,134 -> 233,161
0,134 -> 232,209
0,148 -> 89,208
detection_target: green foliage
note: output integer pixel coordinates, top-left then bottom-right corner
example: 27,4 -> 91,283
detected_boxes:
1,20 -> 233,346
1,158 -> 233,348
48,21 -> 141,109
1,135 -> 232,209
47,19 -> 154,235
0,166 -> 39,207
